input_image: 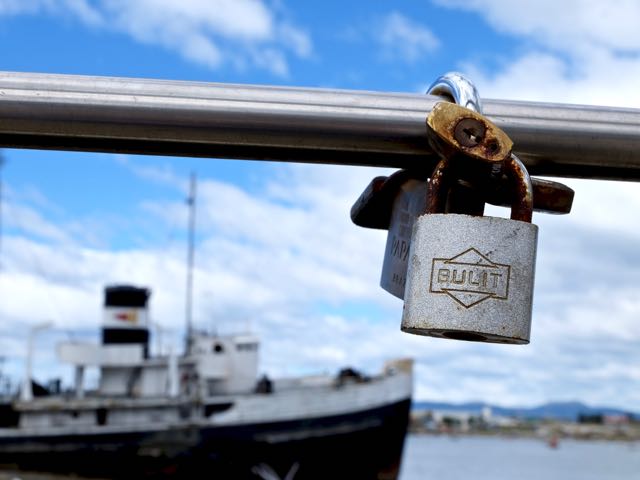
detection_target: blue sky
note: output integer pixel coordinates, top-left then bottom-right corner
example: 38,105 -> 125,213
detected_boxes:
1,0 -> 640,410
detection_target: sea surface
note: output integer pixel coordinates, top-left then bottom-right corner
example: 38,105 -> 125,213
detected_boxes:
1,435 -> 639,479
400,435 -> 640,480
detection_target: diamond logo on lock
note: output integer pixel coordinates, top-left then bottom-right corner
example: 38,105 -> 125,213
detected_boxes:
430,247 -> 511,308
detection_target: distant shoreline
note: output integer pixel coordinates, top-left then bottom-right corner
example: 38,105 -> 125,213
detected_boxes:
408,429 -> 640,442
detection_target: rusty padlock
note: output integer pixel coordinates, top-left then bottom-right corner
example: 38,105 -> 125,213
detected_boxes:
401,154 -> 538,344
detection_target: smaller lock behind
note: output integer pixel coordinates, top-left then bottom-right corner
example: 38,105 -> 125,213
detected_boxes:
380,179 -> 428,299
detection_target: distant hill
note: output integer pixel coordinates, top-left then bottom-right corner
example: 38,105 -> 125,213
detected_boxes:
412,400 -> 639,421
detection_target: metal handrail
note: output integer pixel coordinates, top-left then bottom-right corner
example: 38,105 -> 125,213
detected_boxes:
1,71 -> 640,180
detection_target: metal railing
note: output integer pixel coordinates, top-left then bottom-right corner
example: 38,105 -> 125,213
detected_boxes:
1,71 -> 640,180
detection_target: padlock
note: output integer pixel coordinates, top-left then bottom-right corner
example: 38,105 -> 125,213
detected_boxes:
401,154 -> 538,344
379,178 -> 428,298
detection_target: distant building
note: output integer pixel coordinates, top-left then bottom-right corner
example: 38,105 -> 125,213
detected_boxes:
603,414 -> 631,426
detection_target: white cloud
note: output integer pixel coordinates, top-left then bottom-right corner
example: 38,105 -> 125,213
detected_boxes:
0,0 -> 45,15
278,22 -> 312,58
0,0 -> 311,76
64,0 -> 103,26
436,1 -> 640,108
4,203 -> 71,244
436,0 -> 640,53
114,155 -> 185,190
378,11 -> 439,63
0,0 -> 102,24
462,49 -> 640,108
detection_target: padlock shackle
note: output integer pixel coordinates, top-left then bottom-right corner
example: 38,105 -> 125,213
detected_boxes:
426,155 -> 534,222
426,72 -> 483,114
426,159 -> 450,215
505,154 -> 533,223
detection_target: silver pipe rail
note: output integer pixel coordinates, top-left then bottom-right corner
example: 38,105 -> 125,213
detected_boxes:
1,71 -> 639,180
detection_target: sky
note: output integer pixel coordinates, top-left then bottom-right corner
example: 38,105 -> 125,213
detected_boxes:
0,0 -> 639,411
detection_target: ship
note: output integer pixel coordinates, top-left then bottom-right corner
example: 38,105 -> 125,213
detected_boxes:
0,284 -> 413,479
0,174 -> 412,479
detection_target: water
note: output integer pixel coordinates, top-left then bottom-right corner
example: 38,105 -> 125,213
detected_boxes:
2,436 -> 638,479
400,435 -> 640,480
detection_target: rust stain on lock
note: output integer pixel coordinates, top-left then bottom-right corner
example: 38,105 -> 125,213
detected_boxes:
527,178 -> 575,215
350,171 -> 574,230
426,102 -> 513,164
504,154 -> 534,223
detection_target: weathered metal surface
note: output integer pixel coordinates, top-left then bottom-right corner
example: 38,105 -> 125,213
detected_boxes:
350,170 -> 429,230
1,71 -> 640,180
356,97 -> 528,300
401,213 -> 538,344
425,102 -> 516,220
426,102 -> 513,166
503,154 -> 533,223
351,171 -> 573,230
486,177 -> 574,217
426,159 -> 452,215
424,151 -> 534,222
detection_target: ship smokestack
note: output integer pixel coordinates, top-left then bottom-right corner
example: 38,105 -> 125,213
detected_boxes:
102,285 -> 151,358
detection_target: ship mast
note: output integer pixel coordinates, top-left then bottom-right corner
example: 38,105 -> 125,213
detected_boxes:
185,172 -> 196,354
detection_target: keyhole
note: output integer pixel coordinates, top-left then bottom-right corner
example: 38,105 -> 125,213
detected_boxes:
454,118 -> 486,147
463,127 -> 481,144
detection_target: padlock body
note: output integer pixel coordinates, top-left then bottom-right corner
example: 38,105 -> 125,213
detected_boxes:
380,180 -> 427,299
402,213 -> 538,344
